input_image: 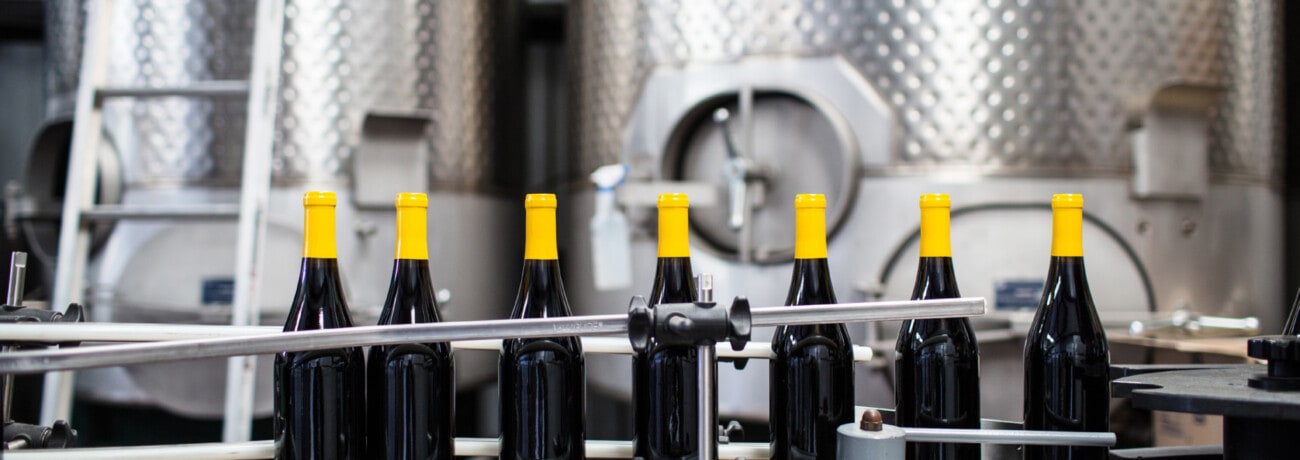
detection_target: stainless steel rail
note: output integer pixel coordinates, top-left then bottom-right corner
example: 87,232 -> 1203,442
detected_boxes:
902,427 -> 1115,446
0,297 -> 983,374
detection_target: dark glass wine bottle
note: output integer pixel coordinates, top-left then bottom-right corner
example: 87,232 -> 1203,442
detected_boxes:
500,193 -> 586,460
634,193 -> 715,460
1023,194 -> 1110,460
367,192 -> 454,460
894,193 -> 981,460
770,194 -> 855,460
275,191 -> 366,460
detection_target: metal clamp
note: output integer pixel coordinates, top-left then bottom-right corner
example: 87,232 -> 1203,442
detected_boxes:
2,252 -> 79,451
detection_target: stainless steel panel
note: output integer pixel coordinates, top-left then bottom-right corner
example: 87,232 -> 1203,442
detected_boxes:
103,0 -> 255,186
571,0 -> 1280,182
276,0 -> 499,186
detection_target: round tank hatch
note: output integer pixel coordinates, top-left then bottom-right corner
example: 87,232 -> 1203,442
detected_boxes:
665,91 -> 857,263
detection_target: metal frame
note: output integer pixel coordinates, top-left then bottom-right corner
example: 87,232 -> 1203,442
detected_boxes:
42,0 -> 285,443
0,298 -> 983,373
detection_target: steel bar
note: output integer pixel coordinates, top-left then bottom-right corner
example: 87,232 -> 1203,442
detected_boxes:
7,252 -> 26,305
81,204 -> 241,221
902,427 -> 1116,446
0,326 -> 876,362
699,344 -> 718,460
95,80 -> 250,99
0,297 -> 981,374
4,439 -> 774,459
222,0 -> 286,442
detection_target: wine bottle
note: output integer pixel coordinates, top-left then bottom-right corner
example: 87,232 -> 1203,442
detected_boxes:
1023,194 -> 1110,460
275,191 -> 366,460
633,193 -> 716,460
770,194 -> 855,460
500,194 -> 586,460
894,193 -> 981,460
367,192 -> 455,460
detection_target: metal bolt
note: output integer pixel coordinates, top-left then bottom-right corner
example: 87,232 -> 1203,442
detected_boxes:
1136,220 -> 1149,235
1181,218 -> 1196,236
860,408 -> 884,432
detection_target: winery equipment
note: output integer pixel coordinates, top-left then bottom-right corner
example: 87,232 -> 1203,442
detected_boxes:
17,0 -> 521,427
567,0 -> 1282,421
0,290 -> 987,457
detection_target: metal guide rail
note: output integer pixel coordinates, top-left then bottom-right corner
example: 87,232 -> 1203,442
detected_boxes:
0,297 -> 983,374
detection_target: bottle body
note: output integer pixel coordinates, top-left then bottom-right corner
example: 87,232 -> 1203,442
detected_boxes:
894,194 -> 981,460
500,194 -> 586,460
770,258 -> 856,460
771,195 -> 855,460
500,260 -> 586,460
1022,258 -> 1110,460
634,257 -> 711,460
367,193 -> 455,460
894,259 -> 981,460
1023,194 -> 1110,460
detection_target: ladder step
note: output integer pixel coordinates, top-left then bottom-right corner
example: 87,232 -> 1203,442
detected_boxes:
96,81 -> 250,99
81,204 -> 241,221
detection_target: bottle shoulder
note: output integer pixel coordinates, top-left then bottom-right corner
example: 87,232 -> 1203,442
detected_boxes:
895,318 -> 980,356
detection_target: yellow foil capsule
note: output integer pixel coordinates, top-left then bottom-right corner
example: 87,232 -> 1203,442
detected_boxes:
657,193 -> 690,258
919,194 -> 952,258
794,194 -> 828,260
302,191 -> 338,259
1050,194 -> 1084,257
524,193 -> 559,260
394,192 -> 429,260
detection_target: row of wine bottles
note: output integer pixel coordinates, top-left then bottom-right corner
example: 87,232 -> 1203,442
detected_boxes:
273,190 -> 1110,460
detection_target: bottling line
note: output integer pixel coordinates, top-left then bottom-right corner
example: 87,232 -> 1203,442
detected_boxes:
0,0 -> 1294,459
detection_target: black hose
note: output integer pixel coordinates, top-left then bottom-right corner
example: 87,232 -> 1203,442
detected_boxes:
874,202 -> 1158,313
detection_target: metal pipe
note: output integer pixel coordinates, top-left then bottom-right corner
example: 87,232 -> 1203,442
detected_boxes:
2,344 -> 12,422
7,252 -> 26,306
0,326 -> 877,362
0,297 -> 982,374
901,427 -> 1116,447
4,439 -> 774,460
698,344 -> 717,460
3,252 -> 26,422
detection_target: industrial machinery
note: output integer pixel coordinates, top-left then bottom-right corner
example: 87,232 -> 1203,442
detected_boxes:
566,0 -> 1282,422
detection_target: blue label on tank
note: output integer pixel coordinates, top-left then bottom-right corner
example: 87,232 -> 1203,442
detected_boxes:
201,278 -> 235,306
994,279 -> 1044,311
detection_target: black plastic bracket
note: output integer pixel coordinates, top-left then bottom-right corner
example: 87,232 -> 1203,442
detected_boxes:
627,295 -> 751,352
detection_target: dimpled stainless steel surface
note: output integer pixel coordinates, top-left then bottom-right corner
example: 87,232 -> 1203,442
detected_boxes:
571,0 -> 1280,183
103,0 -> 255,186
52,0 -> 501,187
276,0 -> 498,185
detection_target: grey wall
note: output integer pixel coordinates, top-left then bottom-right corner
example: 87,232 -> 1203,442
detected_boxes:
0,41 -> 45,186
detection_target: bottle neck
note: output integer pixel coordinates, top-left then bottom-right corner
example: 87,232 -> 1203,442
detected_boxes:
786,258 -> 837,305
524,206 -> 559,260
1051,207 -> 1083,257
911,257 -> 960,300
650,257 -> 696,305
395,206 -> 429,260
794,207 -> 827,260
919,206 -> 951,257
658,206 -> 690,258
303,204 -> 337,259
512,259 -> 571,318
379,259 -> 440,325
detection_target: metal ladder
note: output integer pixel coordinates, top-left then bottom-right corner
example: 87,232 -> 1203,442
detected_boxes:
41,0 -> 286,443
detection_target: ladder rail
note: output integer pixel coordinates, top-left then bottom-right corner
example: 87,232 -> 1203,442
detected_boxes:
222,0 -> 285,442
41,0 -> 116,427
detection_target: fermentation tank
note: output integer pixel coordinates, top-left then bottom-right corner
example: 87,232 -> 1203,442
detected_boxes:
35,0 -> 520,419
567,0 -> 1282,422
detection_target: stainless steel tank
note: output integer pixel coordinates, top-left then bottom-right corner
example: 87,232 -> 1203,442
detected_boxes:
568,0 -> 1281,422
39,0 -> 518,419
